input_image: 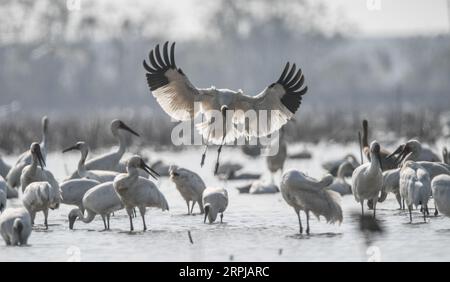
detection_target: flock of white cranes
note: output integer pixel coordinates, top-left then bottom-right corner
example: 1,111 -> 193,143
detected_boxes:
1,42 -> 450,247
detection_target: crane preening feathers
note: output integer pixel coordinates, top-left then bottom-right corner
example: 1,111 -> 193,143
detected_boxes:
143,42 -> 308,174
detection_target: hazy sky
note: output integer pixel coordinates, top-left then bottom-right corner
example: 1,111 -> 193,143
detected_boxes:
328,0 -> 450,36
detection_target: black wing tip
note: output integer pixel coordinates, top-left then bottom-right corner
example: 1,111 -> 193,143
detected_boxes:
143,41 -> 181,91
276,62 -> 308,114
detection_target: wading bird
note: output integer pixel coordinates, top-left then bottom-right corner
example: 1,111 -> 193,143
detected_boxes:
63,142 -> 119,183
60,178 -> 100,214
66,120 -> 139,179
378,168 -> 402,209
362,120 -> 397,170
169,165 -> 206,214
6,116 -> 48,189
113,156 -> 168,231
143,42 -> 308,174
351,141 -> 383,218
399,161 -> 431,223
389,139 -> 441,164
431,174 -> 450,217
322,154 -> 359,177
327,161 -> 354,196
22,181 -> 60,229
280,170 -> 343,234
249,180 -> 279,194
68,181 -> 124,230
202,187 -> 228,224
0,207 -> 32,246
20,143 -> 59,194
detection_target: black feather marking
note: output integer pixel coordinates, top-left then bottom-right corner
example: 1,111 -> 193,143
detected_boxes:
149,50 -> 161,70
170,42 -> 176,68
163,42 -> 170,66
155,44 -> 166,69
143,60 -> 157,73
286,68 -> 302,88
283,63 -> 296,84
271,63 -> 308,114
277,62 -> 290,83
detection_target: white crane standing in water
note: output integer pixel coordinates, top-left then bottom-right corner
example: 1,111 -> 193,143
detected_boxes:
113,156 -> 168,231
280,170 -> 343,234
68,181 -> 124,231
66,119 -> 140,179
6,116 -> 48,189
63,142 -> 119,183
399,161 -> 431,223
351,141 -> 383,218
143,42 -> 308,174
169,165 -> 206,215
432,174 -> 450,218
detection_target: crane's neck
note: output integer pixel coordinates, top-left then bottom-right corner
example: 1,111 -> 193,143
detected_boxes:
336,164 -> 348,180
41,123 -> 48,153
77,148 -> 88,178
77,209 -> 95,224
112,129 -> 126,157
368,152 -> 381,175
30,152 -> 39,173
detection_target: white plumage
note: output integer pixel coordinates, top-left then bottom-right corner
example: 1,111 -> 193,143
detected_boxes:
20,143 -> 59,194
143,42 -> 308,172
63,141 -> 119,183
432,174 -> 450,217
0,181 -> 6,213
113,156 -> 168,231
399,161 -> 431,223
60,178 -> 100,213
66,120 -> 139,179
22,181 -> 60,229
0,207 -> 32,246
169,165 -> 206,214
68,181 -> 124,230
327,161 -> 353,196
202,187 -> 228,224
0,155 -> 11,179
351,141 -> 383,217
6,116 -> 48,189
249,180 -> 279,194
379,168 -> 402,208
281,169 -> 342,234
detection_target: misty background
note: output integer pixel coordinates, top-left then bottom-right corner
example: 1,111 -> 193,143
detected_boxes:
0,0 -> 449,154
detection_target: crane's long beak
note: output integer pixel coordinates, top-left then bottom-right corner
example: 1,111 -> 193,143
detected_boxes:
395,147 -> 410,167
141,161 -> 160,180
119,122 -> 140,137
36,146 -> 46,169
386,144 -> 404,159
62,144 -> 79,153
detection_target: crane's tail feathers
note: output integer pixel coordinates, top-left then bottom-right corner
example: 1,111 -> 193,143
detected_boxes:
323,190 -> 344,225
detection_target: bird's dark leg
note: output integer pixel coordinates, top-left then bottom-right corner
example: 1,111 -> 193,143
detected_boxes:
361,201 -> 364,216
425,206 -> 430,216
434,202 -> 439,216
305,211 -> 310,235
201,123 -> 212,167
372,197 -> 377,219
186,201 -> 190,215
101,215 -> 107,230
220,213 -> 224,223
396,193 -> 402,209
129,215 -> 134,232
296,209 -> 302,234
107,214 -> 110,230
423,206 -> 427,222
402,199 -> 405,210
190,201 -> 196,215
214,135 -> 226,175
408,206 -> 412,223
43,209 -> 48,230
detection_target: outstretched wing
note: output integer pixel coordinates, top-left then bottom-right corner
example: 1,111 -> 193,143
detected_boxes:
230,62 -> 308,137
143,42 -> 201,121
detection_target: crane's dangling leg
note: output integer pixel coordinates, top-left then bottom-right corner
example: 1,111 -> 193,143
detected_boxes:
214,134 -> 227,175
200,122 -> 213,167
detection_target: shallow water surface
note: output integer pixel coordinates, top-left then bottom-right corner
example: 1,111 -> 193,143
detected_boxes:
1,143 -> 450,261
